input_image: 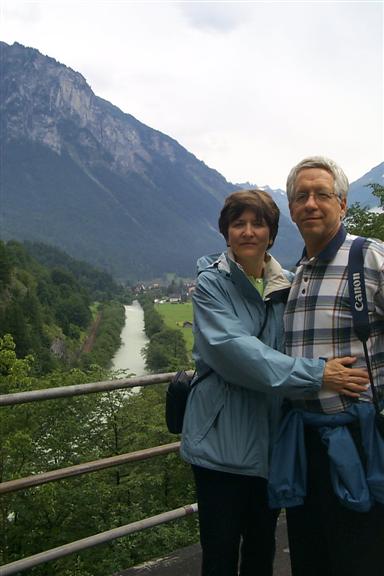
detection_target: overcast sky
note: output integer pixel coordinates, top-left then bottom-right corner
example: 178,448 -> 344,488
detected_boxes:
2,0 -> 383,189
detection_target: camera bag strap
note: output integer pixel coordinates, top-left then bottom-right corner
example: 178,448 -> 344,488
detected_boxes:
348,236 -> 382,415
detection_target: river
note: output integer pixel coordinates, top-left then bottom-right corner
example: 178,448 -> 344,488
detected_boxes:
111,300 -> 148,376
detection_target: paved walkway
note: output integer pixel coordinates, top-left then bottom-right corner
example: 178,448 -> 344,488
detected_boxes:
116,514 -> 291,575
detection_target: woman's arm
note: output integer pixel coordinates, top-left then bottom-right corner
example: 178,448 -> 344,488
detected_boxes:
193,273 -> 368,398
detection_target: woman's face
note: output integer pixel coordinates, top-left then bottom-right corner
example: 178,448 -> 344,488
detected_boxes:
227,209 -> 271,269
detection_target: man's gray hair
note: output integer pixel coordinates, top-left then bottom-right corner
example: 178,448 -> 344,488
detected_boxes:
286,156 -> 349,203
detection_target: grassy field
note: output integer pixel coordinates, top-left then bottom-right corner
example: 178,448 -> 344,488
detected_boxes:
155,302 -> 194,354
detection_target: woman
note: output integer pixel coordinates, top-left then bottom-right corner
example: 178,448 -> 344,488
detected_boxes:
180,190 -> 368,576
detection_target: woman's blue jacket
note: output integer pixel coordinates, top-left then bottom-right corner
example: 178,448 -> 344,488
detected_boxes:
180,251 -> 325,479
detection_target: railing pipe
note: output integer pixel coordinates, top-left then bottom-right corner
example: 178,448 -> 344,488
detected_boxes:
0,503 -> 198,575
0,442 -> 180,495
0,371 -> 194,406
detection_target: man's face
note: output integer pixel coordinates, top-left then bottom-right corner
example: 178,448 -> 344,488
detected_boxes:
289,168 -> 346,253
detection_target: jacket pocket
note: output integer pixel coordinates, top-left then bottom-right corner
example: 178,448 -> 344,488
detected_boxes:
193,397 -> 225,445
186,378 -> 225,445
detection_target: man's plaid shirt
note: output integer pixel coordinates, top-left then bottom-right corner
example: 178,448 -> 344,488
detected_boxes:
284,225 -> 384,414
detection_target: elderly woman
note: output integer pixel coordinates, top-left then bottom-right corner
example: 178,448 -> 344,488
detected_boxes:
180,189 -> 368,576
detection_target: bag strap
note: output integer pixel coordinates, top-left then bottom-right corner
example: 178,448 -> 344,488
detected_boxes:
258,301 -> 270,339
348,237 -> 370,342
348,237 -> 381,414
191,368 -> 213,388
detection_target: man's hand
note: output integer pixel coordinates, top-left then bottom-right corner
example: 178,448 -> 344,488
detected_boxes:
322,357 -> 369,397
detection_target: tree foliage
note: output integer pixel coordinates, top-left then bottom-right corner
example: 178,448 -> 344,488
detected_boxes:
0,242 -> 87,371
344,183 -> 384,240
144,327 -> 190,372
0,241 -> 130,373
80,301 -> 125,368
24,241 -> 132,302
0,241 -> 12,289
139,295 -> 192,372
139,295 -> 165,337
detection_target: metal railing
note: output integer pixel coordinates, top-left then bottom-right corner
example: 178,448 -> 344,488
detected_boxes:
1,505 -> 198,576
0,442 -> 180,495
0,371 -> 192,406
0,371 -> 197,575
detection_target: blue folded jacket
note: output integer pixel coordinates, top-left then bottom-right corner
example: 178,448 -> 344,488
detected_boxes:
268,402 -> 384,512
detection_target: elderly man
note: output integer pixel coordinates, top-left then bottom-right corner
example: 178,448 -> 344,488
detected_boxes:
283,156 -> 384,576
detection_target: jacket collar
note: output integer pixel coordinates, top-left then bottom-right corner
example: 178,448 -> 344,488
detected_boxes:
213,250 -> 291,301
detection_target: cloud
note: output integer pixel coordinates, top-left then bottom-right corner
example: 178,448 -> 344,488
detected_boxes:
2,1 -> 41,24
178,2 -> 252,32
1,1 -> 382,188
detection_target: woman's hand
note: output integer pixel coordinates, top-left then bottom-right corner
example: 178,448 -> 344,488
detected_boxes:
322,357 -> 369,397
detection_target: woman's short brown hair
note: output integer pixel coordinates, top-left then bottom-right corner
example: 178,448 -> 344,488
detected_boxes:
218,189 -> 280,246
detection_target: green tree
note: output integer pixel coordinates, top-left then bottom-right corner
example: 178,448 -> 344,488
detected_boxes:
139,295 -> 165,337
81,301 -> 125,368
144,328 -> 190,372
0,241 -> 12,289
344,183 -> 384,240
0,242 -> 95,372
0,344 -> 112,570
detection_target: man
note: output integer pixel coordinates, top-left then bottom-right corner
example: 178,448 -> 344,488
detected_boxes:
283,156 -> 384,576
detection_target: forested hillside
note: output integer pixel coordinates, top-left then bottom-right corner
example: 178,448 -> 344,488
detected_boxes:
0,240 -> 129,372
24,241 -> 125,302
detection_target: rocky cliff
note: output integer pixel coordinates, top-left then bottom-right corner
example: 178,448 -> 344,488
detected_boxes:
0,42 -> 305,279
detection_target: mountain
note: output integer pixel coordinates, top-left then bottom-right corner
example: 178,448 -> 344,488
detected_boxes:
235,183 -> 290,216
2,42 -> 378,281
347,163 -> 384,208
1,42 -> 240,280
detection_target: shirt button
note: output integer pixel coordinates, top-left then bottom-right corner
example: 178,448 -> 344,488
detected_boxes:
301,289 -> 306,295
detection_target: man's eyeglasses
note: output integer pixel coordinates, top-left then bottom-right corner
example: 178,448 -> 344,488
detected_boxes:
292,190 -> 340,205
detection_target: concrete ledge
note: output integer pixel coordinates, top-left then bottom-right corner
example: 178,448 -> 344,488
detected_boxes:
116,514 -> 291,575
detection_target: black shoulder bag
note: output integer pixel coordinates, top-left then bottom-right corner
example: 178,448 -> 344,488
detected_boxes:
348,236 -> 384,436
165,368 -> 213,434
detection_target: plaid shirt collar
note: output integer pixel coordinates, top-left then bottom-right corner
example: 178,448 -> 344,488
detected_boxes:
296,224 -> 347,265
